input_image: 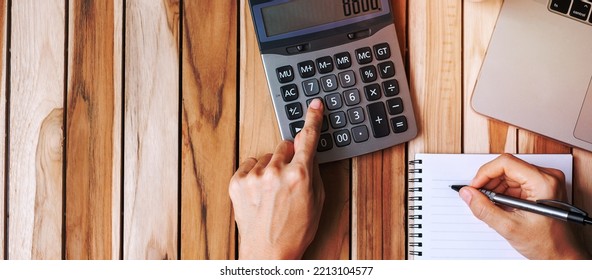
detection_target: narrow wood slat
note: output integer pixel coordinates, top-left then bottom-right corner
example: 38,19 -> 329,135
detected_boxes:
573,148 -> 592,253
112,0 -> 123,260
352,0 -> 408,260
518,131 -> 571,154
239,0 -> 280,158
381,0 -> 407,260
65,0 -> 121,260
8,0 -> 65,259
407,0 -> 462,158
181,0 -> 237,260
124,0 -> 179,259
463,0 -> 517,154
239,0 -> 350,259
303,161 -> 350,260
0,0 -> 6,260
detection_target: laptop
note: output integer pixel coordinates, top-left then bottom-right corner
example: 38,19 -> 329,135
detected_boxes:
472,0 -> 592,152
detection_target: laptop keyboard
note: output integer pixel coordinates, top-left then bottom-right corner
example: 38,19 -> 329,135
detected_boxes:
549,0 -> 592,24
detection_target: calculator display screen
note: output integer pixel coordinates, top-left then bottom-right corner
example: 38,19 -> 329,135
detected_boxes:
254,0 -> 390,42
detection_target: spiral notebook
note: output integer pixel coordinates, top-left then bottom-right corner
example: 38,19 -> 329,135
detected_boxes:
407,153 -> 573,260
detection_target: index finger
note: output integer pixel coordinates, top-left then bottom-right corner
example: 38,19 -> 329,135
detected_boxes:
293,98 -> 324,166
470,153 -> 541,189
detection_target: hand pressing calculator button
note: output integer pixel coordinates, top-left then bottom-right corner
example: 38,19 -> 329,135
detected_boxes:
250,0 -> 418,163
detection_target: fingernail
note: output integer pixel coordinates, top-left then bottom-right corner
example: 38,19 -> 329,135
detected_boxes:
309,98 -> 322,110
459,188 -> 472,205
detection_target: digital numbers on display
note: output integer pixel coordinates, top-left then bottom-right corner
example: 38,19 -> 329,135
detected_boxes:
342,0 -> 381,17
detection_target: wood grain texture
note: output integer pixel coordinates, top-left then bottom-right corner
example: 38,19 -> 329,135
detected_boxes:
112,0 -> 123,260
0,0 -> 6,260
8,0 -> 65,260
303,161 -> 350,260
518,131 -> 571,154
573,148 -> 592,253
181,0 -> 236,260
239,0 -> 280,158
463,0 -> 517,154
407,0 -> 462,157
65,0 -> 121,260
239,0 -> 350,259
352,0 -> 407,260
124,0 -> 179,259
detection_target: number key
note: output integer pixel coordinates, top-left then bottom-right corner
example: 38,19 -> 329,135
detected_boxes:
321,75 -> 338,92
338,70 -> 356,88
343,89 -> 361,106
348,107 -> 365,124
302,79 -> 320,96
325,93 -> 343,110
333,129 -> 352,147
329,111 -> 347,129
317,133 -> 333,152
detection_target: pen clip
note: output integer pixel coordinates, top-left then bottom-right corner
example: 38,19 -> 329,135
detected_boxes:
536,199 -> 589,216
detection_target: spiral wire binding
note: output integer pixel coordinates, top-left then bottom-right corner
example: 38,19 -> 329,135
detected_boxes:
408,159 -> 423,257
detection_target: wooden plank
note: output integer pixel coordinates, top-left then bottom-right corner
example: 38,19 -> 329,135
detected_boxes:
463,0 -> 517,154
239,0 -> 350,259
303,161 -> 350,260
65,0 -> 121,260
0,0 -> 6,260
181,0 -> 236,260
239,0 -> 279,158
573,148 -> 592,253
407,0 -> 462,158
124,0 -> 179,260
352,0 -> 408,260
8,0 -> 65,259
518,131 -> 571,154
380,0 -> 407,260
112,0 -> 123,261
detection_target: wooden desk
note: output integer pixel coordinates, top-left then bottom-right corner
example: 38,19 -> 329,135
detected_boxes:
0,0 -> 590,260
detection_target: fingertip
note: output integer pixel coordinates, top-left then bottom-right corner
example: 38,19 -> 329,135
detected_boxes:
459,187 -> 473,205
309,98 -> 323,110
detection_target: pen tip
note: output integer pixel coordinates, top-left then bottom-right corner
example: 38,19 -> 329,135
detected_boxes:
450,185 -> 465,192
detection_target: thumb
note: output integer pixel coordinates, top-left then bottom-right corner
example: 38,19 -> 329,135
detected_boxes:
459,187 -> 515,233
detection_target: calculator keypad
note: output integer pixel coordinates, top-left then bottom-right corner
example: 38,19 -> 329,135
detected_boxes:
278,42 -> 410,152
263,24 -> 417,163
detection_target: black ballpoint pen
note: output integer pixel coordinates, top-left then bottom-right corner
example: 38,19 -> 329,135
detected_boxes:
451,185 -> 592,226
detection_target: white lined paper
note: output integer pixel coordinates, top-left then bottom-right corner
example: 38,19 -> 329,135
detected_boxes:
408,154 -> 573,260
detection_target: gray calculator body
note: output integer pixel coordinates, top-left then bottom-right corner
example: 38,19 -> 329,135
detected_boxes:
250,0 -> 417,163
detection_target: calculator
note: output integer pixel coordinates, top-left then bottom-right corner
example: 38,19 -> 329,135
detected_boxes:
249,0 -> 418,163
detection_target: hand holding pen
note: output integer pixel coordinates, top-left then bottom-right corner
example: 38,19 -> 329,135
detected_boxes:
455,154 -> 591,260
